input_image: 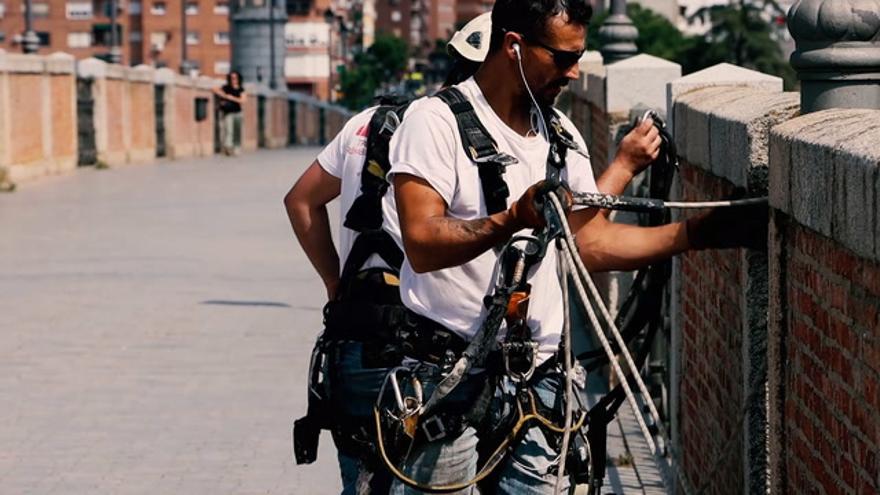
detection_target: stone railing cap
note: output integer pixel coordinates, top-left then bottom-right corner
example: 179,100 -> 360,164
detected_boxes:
46,52 -> 76,74
77,57 -> 108,78
105,63 -> 127,80
770,108 -> 880,260
673,86 -> 799,187
4,53 -> 47,74
129,64 -> 155,82
154,67 -> 176,85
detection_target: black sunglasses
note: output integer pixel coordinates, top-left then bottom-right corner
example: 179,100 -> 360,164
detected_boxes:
524,36 -> 584,70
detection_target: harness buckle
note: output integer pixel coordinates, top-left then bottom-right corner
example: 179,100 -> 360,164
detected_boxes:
469,148 -> 519,167
379,109 -> 401,137
421,415 -> 447,442
502,340 -> 539,382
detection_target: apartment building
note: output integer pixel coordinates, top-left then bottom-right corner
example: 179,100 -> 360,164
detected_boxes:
0,0 -> 233,77
373,0 -> 455,58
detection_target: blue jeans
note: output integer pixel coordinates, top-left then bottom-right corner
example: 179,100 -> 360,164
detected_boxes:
389,367 -> 580,494
330,342 -> 394,495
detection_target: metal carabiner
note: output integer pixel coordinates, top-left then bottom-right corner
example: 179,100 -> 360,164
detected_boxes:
387,367 -> 423,418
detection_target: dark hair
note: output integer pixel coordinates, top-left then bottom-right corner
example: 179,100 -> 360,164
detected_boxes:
442,58 -> 481,88
226,70 -> 243,88
489,0 -> 593,53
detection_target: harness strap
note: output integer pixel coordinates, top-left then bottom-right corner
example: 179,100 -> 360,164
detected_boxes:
338,103 -> 410,292
435,87 -> 518,215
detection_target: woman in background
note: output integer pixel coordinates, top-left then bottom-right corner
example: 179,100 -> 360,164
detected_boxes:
214,71 -> 247,156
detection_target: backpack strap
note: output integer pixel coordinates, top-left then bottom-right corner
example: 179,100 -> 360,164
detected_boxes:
435,87 -> 518,215
339,103 -> 410,293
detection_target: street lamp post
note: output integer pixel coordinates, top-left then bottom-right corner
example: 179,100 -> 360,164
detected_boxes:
22,0 -> 39,54
180,0 -> 189,74
269,0 -> 276,89
598,0 -> 638,64
324,8 -> 335,102
109,0 -> 121,64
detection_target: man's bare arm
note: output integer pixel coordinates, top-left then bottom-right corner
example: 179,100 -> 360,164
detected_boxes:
395,174 -> 521,273
594,118 -> 661,216
284,160 -> 342,298
569,207 -> 689,272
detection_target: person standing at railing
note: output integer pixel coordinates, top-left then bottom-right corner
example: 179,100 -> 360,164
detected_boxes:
214,70 -> 247,156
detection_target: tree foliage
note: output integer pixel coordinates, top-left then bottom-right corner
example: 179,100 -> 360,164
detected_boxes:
588,1 -> 796,89
338,34 -> 409,110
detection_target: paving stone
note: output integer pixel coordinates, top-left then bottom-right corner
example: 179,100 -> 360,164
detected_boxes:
0,149 -> 340,494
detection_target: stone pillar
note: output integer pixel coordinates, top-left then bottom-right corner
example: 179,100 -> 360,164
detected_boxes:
598,0 -> 638,64
788,0 -> 880,113
668,64 -> 793,495
0,52 -> 76,184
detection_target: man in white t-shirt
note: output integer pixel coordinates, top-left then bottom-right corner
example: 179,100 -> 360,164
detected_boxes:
284,14 -> 496,495
387,0 -> 761,492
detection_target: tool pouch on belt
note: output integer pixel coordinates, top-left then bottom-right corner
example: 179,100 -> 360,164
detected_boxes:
323,267 -> 408,368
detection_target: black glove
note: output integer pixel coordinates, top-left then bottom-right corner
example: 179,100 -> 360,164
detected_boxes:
685,187 -> 768,251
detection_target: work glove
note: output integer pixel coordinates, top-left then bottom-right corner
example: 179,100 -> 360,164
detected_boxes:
685,188 -> 768,251
509,180 -> 573,230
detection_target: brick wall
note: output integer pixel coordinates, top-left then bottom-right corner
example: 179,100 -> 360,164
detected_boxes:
678,162 -> 745,494
780,219 -> 880,494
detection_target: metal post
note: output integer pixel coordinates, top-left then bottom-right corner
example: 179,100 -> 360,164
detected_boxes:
788,0 -> 880,113
598,0 -> 638,64
109,0 -> 121,64
22,0 -> 39,54
181,0 -> 189,74
324,8 -> 335,102
269,0 -> 276,89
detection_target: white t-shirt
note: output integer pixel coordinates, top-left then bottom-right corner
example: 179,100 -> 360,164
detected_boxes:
317,104 -> 409,273
387,77 -> 599,361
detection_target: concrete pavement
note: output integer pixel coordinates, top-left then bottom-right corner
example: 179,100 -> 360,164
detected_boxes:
0,149 -> 340,494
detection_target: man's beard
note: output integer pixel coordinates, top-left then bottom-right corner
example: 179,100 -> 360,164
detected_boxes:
537,79 -> 569,106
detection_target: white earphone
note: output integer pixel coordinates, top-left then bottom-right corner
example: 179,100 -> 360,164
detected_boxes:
512,42 -> 522,60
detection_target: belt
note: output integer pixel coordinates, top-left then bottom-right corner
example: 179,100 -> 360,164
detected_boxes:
394,312 -> 468,365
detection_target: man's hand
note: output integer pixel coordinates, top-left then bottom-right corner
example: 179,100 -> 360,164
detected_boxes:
615,117 -> 661,177
509,181 -> 572,230
685,189 -> 768,250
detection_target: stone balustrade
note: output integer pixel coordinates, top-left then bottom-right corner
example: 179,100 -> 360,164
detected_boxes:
0,53 -> 352,187
569,41 -> 879,492
0,50 -> 77,186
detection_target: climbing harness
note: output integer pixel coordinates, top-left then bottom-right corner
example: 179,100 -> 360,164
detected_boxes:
293,101 -> 412,467
371,102 -> 767,493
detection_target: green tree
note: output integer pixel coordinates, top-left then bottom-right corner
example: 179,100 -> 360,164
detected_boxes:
684,0 -> 795,87
338,34 -> 409,110
587,2 -> 795,89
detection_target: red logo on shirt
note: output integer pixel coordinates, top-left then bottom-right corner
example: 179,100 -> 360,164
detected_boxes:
356,125 -> 369,137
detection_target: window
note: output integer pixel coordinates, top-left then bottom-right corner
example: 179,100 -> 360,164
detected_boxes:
390,10 -> 401,22
214,61 -> 230,75
67,32 -> 91,48
129,1 -> 142,14
150,31 -> 169,46
27,2 -> 49,18
36,31 -> 50,46
66,2 -> 93,19
92,24 -> 122,46
130,30 -> 142,43
186,31 -> 199,45
185,1 -> 198,15
214,1 -> 228,14
0,3 -> 5,19
214,31 -> 229,44
286,0 -> 311,16
151,1 -> 166,15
